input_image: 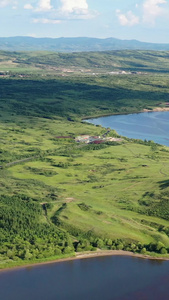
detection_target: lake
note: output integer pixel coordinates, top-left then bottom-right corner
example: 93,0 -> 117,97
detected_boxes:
1,256 -> 169,300
85,111 -> 169,147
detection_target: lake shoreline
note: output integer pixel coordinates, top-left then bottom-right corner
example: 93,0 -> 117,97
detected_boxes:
84,106 -> 169,147
1,250 -> 169,273
82,106 -> 169,120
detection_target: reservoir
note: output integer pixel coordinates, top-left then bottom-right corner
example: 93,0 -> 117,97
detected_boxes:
85,111 -> 169,147
1,256 -> 169,300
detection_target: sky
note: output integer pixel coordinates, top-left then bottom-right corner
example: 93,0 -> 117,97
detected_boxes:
0,0 -> 169,43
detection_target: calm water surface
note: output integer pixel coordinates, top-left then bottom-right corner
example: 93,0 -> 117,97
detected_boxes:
1,256 -> 169,300
86,111 -> 169,147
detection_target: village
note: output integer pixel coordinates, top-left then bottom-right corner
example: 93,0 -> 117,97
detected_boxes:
0,68 -> 146,78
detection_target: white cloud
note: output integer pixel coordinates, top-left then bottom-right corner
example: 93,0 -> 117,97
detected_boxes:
24,4 -> 33,10
117,10 -> 140,26
58,0 -> 96,19
143,0 -> 167,24
60,0 -> 88,14
36,0 -> 52,11
116,0 -> 167,27
33,18 -> 61,24
0,0 -> 13,7
0,0 -> 18,8
30,0 -> 96,25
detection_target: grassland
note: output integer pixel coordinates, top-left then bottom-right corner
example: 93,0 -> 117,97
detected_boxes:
1,50 -> 169,268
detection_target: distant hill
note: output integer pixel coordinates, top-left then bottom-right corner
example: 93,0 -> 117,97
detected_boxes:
1,49 -> 169,73
1,36 -> 169,52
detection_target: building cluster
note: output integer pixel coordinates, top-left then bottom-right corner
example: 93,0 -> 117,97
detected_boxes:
108,71 -> 143,75
75,135 -> 123,144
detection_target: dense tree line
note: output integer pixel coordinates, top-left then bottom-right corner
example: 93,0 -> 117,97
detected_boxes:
0,195 -> 74,262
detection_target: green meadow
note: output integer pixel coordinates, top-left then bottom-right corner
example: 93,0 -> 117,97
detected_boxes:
1,50 -> 169,268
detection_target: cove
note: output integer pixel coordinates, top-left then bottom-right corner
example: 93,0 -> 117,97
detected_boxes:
85,111 -> 169,147
1,256 -> 169,300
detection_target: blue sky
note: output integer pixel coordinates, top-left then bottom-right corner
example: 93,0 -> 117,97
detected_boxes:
0,0 -> 169,43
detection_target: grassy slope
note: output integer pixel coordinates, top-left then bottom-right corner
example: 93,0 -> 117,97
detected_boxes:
1,50 -> 169,267
4,128 -> 169,244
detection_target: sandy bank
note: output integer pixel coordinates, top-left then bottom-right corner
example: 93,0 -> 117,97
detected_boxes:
143,107 -> 169,112
75,250 -> 169,263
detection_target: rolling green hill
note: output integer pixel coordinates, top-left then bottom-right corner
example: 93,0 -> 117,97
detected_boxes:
1,50 -> 169,268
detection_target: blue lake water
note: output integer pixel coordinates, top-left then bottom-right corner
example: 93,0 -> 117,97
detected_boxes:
85,111 -> 169,147
1,256 -> 169,300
